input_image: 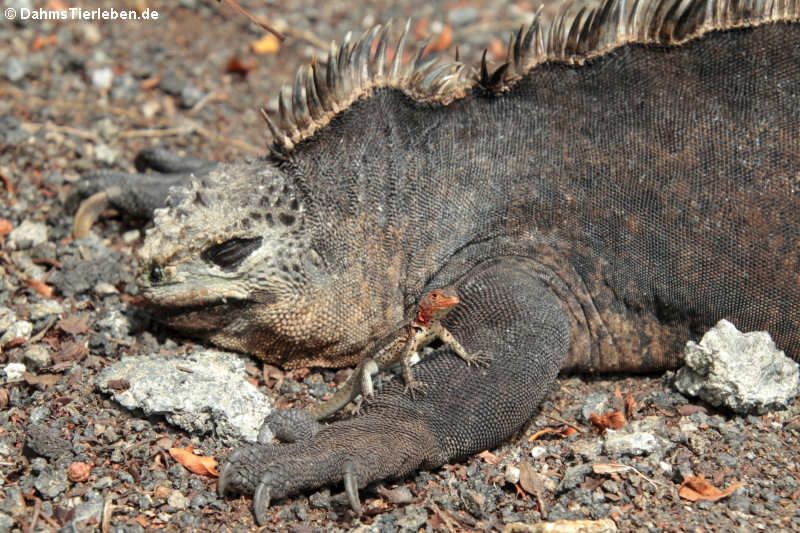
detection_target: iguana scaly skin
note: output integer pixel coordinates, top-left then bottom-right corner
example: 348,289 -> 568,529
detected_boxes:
309,287 -> 486,420
74,0 -> 799,524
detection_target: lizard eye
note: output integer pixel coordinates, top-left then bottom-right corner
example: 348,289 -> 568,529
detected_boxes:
202,237 -> 262,271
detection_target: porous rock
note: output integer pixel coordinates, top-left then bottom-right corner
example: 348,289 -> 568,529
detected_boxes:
96,350 -> 272,442
674,320 -> 799,414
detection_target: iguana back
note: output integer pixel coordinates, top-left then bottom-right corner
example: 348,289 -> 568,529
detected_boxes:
280,10 -> 799,373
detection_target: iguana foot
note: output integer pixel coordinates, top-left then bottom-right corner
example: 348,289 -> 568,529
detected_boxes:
70,148 -> 216,237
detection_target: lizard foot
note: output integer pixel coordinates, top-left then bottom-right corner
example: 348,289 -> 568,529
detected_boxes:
462,350 -> 493,367
403,380 -> 429,400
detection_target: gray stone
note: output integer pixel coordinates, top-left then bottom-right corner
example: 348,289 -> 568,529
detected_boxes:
449,7 -> 479,26
603,430 -> 660,457
96,350 -> 272,442
167,489 -> 189,510
581,393 -> 609,423
3,363 -> 26,382
34,467 -> 68,499
505,464 -> 520,484
29,300 -> 64,320
70,492 -> 104,525
180,84 -> 204,108
9,220 -> 47,250
93,282 -> 118,297
570,438 -> 603,461
93,143 -> 117,165
0,307 -> 14,334
96,309 -> 131,339
674,319 -> 799,414
23,345 -> 52,372
557,464 -> 593,494
5,57 -> 26,82
0,320 -> 32,345
0,511 -> 14,531
91,67 -> 113,90
122,229 -> 141,244
530,446 -> 547,459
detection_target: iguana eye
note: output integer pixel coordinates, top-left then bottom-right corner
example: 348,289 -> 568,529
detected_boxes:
202,237 -> 262,271
150,264 -> 164,283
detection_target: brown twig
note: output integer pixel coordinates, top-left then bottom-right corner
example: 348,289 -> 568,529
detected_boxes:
26,499 -> 40,533
218,0 -> 285,41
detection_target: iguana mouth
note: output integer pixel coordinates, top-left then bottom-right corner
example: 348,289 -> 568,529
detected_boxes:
145,298 -> 251,335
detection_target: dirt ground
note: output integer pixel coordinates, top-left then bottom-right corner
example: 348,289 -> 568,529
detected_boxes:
1,1 -> 799,531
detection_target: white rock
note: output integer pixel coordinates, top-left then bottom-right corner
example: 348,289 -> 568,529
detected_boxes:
9,220 -> 47,250
96,350 -> 272,442
674,319 -> 799,414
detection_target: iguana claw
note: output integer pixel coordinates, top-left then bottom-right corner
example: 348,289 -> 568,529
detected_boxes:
216,453 -> 240,496
343,459 -> 362,514
73,190 -> 112,238
254,482 -> 272,525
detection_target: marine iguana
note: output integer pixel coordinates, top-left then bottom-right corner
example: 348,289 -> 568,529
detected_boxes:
74,0 -> 799,524
308,286 -> 486,420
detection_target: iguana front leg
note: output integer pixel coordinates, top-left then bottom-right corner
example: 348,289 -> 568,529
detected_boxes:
219,258 -> 570,523
308,286 -> 482,419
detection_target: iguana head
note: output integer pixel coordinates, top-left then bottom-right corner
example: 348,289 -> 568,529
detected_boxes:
136,23 -> 476,367
136,159 -> 357,367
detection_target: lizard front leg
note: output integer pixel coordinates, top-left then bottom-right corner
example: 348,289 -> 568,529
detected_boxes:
218,258 -> 570,524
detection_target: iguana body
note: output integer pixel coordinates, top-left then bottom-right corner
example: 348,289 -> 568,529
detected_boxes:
75,0 -> 799,524
309,287 -> 485,419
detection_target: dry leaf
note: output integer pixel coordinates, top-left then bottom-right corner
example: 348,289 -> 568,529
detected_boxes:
25,279 -> 54,298
31,34 -> 58,51
478,450 -> 501,464
58,314 -> 91,335
169,446 -> 218,476
679,475 -> 744,502
589,411 -> 626,433
376,485 -> 415,505
624,393 -> 637,418
0,218 -> 11,237
251,33 -> 280,54
528,425 -> 577,442
518,462 -> 549,495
